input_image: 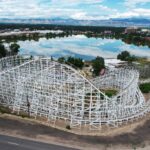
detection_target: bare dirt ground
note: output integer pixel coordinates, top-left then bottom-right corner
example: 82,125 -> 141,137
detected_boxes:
0,114 -> 150,150
144,93 -> 150,101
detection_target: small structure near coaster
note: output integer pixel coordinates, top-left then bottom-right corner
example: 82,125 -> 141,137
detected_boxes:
0,55 -> 150,131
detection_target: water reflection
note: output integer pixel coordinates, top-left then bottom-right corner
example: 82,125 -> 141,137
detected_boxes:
18,35 -> 150,60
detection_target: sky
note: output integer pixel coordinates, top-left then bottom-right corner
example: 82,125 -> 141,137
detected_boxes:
0,0 -> 150,20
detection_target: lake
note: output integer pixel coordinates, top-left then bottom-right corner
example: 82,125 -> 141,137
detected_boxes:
18,34 -> 150,60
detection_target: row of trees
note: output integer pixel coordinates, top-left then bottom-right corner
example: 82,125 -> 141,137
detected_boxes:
57,51 -> 146,77
58,56 -> 105,76
0,43 -> 20,58
58,56 -> 84,69
0,23 -> 125,33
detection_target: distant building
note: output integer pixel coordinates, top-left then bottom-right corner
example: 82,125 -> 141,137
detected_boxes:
145,37 -> 150,41
124,27 -> 138,34
141,28 -> 150,33
14,29 -> 20,32
104,30 -> 112,34
24,28 -> 30,31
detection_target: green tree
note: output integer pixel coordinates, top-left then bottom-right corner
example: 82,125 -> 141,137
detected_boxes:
9,43 -> 20,55
58,57 -> 65,63
127,55 -> 137,63
66,56 -> 84,69
117,51 -> 138,62
117,51 -> 130,61
0,43 -> 7,58
92,56 -> 105,76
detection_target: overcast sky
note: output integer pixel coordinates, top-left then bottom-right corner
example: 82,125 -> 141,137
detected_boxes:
0,0 -> 150,20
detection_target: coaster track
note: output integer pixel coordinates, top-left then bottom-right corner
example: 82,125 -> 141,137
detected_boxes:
0,55 -> 149,130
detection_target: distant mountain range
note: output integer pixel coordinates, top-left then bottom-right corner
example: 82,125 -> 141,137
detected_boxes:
0,18 -> 150,27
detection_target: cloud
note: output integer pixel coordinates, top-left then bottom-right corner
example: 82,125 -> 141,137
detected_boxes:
110,8 -> 150,19
0,0 -> 104,19
124,0 -> 150,8
71,4 -> 118,20
0,0 -> 150,20
0,0 -> 81,18
119,45 -> 150,57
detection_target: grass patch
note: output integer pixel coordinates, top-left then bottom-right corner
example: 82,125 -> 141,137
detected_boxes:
19,112 -> 30,118
0,105 -> 11,114
0,105 -> 30,118
136,58 -> 150,65
101,89 -> 118,97
140,83 -> 150,93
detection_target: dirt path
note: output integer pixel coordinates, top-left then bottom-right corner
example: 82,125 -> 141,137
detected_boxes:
0,114 -> 150,150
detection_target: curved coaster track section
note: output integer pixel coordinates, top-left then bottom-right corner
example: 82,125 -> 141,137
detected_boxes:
0,56 -> 149,130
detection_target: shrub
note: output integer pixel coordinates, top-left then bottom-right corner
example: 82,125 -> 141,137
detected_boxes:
140,83 -> 150,93
100,89 -> 118,97
0,105 -> 11,114
66,125 -> 71,130
19,112 -> 29,118
105,89 -> 118,97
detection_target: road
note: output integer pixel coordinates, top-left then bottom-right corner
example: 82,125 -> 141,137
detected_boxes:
0,134 -> 79,150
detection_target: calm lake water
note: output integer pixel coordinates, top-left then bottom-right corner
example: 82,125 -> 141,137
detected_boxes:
18,35 -> 150,60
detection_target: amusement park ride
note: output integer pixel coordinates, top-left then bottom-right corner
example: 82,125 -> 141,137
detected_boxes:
0,55 -> 149,130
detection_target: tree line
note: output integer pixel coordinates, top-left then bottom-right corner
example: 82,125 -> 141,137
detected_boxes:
0,23 -> 125,33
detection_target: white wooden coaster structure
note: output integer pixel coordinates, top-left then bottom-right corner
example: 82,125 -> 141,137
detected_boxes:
0,55 -> 149,130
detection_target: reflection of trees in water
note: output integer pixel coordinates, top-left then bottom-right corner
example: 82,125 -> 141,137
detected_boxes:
0,24 -> 149,47
0,32 -> 70,43
85,32 -> 150,48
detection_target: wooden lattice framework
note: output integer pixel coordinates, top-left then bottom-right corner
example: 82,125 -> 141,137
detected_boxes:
0,55 -> 150,130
